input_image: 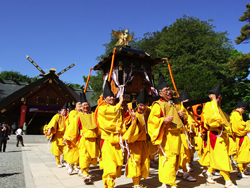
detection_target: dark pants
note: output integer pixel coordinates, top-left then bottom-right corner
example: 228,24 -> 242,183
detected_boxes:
0,138 -> 7,152
16,135 -> 24,147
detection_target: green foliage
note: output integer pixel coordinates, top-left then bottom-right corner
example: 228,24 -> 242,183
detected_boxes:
226,52 -> 250,74
136,30 -> 164,57
91,18 -> 250,114
0,71 -> 82,90
83,71 -> 104,102
235,3 -> 250,44
0,71 -> 38,82
64,82 -> 81,88
154,16 -> 234,101
223,50 -> 250,116
70,83 -> 81,88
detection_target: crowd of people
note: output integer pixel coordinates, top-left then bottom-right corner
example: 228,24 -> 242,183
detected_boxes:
44,74 -> 250,188
0,122 -> 25,152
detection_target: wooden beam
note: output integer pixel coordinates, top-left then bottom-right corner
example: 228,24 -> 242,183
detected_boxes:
26,55 -> 46,75
57,63 -> 76,76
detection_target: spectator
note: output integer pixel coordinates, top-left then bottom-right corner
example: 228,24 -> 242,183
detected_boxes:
16,127 -> 24,147
0,122 -> 10,152
23,122 -> 27,135
12,122 -> 17,134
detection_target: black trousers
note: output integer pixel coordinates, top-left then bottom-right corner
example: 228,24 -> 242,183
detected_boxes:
0,139 -> 7,152
16,135 -> 24,147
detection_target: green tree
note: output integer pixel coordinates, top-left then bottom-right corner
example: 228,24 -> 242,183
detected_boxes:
235,3 -> 250,45
87,19 -> 250,114
0,71 -> 82,89
83,71 -> 103,102
136,30 -> 164,57
226,52 -> 250,74
64,82 -> 82,88
224,50 -> 250,116
0,71 -> 38,82
154,16 -> 238,112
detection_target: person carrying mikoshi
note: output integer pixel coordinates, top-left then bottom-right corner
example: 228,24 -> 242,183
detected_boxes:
201,84 -> 237,188
46,103 -> 68,167
63,100 -> 81,175
122,88 -> 150,188
62,102 -> 74,168
177,89 -> 196,182
96,80 -> 124,188
74,92 -> 100,184
148,74 -> 185,188
230,101 -> 250,178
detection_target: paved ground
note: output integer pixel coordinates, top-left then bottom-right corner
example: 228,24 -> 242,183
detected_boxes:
0,141 -> 25,188
3,135 -> 250,188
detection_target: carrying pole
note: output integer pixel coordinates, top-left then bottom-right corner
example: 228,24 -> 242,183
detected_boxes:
84,67 -> 93,93
108,48 -> 116,82
165,58 -> 179,97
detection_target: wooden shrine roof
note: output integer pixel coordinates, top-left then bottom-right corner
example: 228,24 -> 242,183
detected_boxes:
0,70 -> 97,114
93,47 -> 164,71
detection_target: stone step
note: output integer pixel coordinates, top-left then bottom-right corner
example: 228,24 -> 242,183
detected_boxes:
8,135 -> 48,144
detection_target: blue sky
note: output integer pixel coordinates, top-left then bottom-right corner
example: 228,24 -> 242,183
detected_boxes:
0,0 -> 249,85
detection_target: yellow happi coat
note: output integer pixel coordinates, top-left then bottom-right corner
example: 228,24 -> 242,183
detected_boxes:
96,101 -> 123,188
201,100 -> 233,172
192,107 -> 204,158
63,114 -> 70,161
194,126 -> 204,158
186,110 -> 197,158
47,113 -> 66,156
122,108 -> 150,179
222,111 -> 237,157
198,132 -> 210,167
77,112 -> 100,173
63,110 -> 79,165
230,110 -> 250,164
148,98 -> 184,186
179,106 -> 196,168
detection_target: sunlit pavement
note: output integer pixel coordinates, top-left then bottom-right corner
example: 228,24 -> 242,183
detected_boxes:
19,136 -> 249,188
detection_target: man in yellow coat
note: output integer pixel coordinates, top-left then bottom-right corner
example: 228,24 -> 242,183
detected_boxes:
47,103 -> 68,167
76,92 -> 100,184
63,98 -> 81,175
96,80 -> 124,188
122,88 -> 150,188
63,103 -> 74,168
230,101 -> 250,178
177,89 -> 196,182
148,74 -> 185,188
201,84 -> 237,188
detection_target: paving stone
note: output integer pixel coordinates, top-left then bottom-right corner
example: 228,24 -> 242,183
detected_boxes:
20,141 -> 250,188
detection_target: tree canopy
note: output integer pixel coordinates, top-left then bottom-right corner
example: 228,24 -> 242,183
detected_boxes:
235,3 -> 250,44
155,16 -> 234,98
0,71 -> 38,83
0,71 -> 82,89
83,71 -> 103,102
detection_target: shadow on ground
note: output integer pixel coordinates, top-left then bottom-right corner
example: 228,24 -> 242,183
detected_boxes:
0,172 -> 21,177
